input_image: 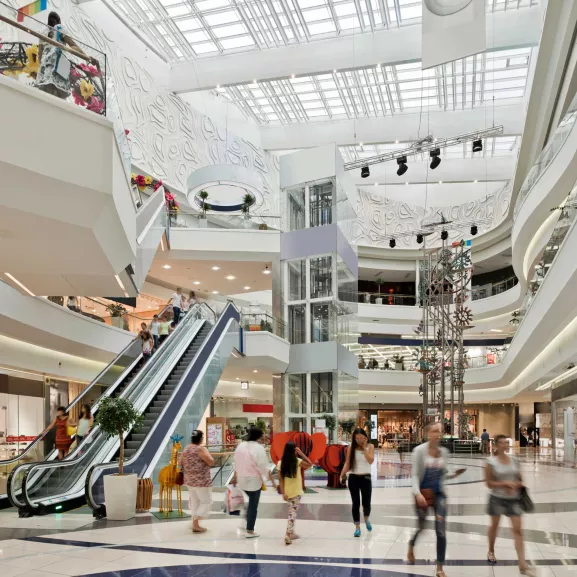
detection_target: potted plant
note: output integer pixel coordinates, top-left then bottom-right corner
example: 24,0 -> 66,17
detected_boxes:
105,303 -> 127,329
95,397 -> 144,520
392,354 -> 404,371
339,419 -> 356,442
321,413 -> 337,442
260,318 -> 272,333
198,190 -> 210,227
258,223 -> 268,231
375,277 -> 384,304
241,193 -> 255,220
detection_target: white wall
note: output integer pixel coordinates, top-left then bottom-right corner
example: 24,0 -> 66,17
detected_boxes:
0,394 -> 43,437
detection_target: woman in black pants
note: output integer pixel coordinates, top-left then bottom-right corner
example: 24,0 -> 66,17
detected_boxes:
340,427 -> 375,537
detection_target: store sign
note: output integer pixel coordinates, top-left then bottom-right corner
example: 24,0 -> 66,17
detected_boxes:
370,414 -> 378,440
243,404 -> 273,413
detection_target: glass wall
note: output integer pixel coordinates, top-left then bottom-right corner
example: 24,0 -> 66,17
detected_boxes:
311,372 -> 333,413
310,256 -> 333,298
288,374 -> 306,414
310,180 -> 333,227
286,186 -> 306,231
288,259 -> 306,301
288,304 -> 306,344
311,302 -> 333,343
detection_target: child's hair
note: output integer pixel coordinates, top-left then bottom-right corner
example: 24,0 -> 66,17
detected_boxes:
280,441 -> 298,479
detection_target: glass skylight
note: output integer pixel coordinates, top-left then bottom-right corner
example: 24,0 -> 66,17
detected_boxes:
216,47 -> 533,124
110,0 -> 538,61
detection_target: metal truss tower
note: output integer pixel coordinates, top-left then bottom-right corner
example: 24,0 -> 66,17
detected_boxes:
416,239 -> 473,438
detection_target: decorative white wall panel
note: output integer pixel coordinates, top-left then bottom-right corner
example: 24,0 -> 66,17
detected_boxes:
33,0 -> 280,216
353,183 -> 511,248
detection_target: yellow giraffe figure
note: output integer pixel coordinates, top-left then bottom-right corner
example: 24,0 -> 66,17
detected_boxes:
158,435 -> 184,517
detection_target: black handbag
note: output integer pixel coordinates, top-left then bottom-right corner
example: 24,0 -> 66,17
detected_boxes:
519,486 -> 534,513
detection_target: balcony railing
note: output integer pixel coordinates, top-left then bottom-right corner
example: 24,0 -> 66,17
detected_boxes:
242,312 -> 286,339
0,3 -> 131,180
360,352 -> 505,372
359,292 -> 417,306
471,276 -> 518,301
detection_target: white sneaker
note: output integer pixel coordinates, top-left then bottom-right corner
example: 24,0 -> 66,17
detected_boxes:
520,567 -> 536,577
246,532 -> 260,539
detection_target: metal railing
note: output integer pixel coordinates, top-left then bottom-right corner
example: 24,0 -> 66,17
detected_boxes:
471,276 -> 518,301
169,209 -> 281,231
360,353 -> 504,371
359,292 -> 416,306
242,311 -> 286,339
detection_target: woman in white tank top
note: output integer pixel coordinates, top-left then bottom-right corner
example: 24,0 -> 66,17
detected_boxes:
340,427 -> 375,537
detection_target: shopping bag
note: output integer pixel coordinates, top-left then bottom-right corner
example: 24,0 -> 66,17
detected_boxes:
224,485 -> 245,515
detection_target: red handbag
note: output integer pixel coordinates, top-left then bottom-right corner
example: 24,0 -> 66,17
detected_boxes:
175,470 -> 184,486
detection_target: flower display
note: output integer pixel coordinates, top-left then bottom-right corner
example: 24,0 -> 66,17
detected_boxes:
71,67 -> 82,79
79,79 -> 94,101
79,63 -> 99,76
87,96 -> 104,114
72,90 -> 86,107
153,179 -> 163,191
135,175 -> 146,188
144,176 -> 153,185
22,44 -> 39,78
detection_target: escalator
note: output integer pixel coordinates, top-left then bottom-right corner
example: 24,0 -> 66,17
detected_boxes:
0,310 -> 157,510
9,302 -> 240,516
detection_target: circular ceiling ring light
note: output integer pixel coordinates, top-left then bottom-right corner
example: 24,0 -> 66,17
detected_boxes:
424,0 -> 474,16
186,165 -> 264,213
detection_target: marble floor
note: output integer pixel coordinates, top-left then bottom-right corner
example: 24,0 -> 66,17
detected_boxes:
1,449 -> 577,577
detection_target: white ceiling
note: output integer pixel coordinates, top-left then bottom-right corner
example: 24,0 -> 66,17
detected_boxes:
147,256 -> 272,296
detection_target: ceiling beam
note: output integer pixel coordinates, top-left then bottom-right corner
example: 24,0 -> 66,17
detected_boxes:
261,104 -> 524,150
169,6 -> 542,93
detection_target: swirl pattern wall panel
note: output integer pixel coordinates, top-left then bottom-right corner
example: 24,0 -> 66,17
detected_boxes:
352,184 -> 511,248
42,0 -> 280,217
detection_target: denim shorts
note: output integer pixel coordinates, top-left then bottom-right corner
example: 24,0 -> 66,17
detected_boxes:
487,494 -> 522,517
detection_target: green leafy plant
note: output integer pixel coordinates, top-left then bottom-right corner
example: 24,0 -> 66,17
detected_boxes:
364,419 -> 375,431
392,354 -> 404,363
260,318 -> 272,333
95,397 -> 144,475
375,277 -> 384,295
339,419 -> 356,437
241,193 -> 255,219
198,190 -> 210,218
105,303 -> 127,318
254,419 -> 267,433
321,414 -> 337,431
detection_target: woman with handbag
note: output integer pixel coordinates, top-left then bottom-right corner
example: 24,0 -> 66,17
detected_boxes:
485,434 -> 535,576
340,427 -> 375,537
45,406 -> 76,460
179,430 -> 214,533
408,422 -> 466,577
37,12 -> 85,99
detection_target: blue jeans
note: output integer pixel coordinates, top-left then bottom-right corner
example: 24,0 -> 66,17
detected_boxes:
173,307 -> 181,324
410,493 -> 447,564
245,489 -> 261,532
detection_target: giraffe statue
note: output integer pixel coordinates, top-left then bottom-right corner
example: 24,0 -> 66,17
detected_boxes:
158,434 -> 184,517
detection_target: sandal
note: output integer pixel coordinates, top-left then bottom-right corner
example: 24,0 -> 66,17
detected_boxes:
487,552 -> 497,564
435,569 -> 447,577
285,535 -> 292,545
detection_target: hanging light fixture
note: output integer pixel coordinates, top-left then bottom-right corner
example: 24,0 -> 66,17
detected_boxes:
416,233 -> 424,244
472,139 -> 483,152
389,238 -> 396,248
361,166 -> 370,178
396,156 -> 408,176
429,148 -> 441,170
263,265 -> 271,275
470,225 -> 478,236
441,230 -> 448,240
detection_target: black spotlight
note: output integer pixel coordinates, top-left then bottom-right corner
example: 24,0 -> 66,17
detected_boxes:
396,155 -> 408,176
429,148 -> 441,170
416,233 -> 424,244
361,165 -> 370,178
471,224 -> 478,236
472,139 -> 483,152
441,229 -> 448,241
389,238 -> 396,248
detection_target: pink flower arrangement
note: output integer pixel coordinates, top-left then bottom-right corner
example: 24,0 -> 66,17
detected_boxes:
72,90 -> 87,107
153,179 -> 163,192
125,129 -> 130,136
79,63 -> 99,76
135,175 -> 146,188
87,96 -> 104,114
71,67 -> 81,79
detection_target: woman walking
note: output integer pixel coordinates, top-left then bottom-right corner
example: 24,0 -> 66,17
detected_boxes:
485,434 -> 535,576
233,426 -> 278,538
340,427 -> 375,537
408,422 -> 466,577
278,441 -> 312,545
46,406 -> 76,460
76,404 -> 93,445
179,430 -> 214,533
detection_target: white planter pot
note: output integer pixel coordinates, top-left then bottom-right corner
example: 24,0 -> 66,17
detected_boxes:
111,316 -> 124,329
395,362 -> 403,371
375,297 -> 383,305
103,474 -> 137,521
198,218 -> 208,228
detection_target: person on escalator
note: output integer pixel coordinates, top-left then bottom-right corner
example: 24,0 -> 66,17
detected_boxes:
158,316 -> 170,345
46,407 -> 76,460
170,287 -> 184,325
150,315 -> 160,351
139,322 -> 153,361
76,404 -> 93,446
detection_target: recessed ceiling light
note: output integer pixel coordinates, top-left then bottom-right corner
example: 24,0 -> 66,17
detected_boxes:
474,180 -> 478,183
193,281 -> 201,285
216,84 -> 220,89
225,275 -> 236,280
405,182 -> 409,186
291,73 -> 295,78
162,264 -> 171,269
489,329 -> 503,333
244,286 -> 251,290
212,290 -> 219,294
252,381 -> 255,384
211,266 -> 220,271
263,265 -> 271,275
253,79 -> 257,84
236,377 -> 239,380
359,142 -> 364,146
438,181 -> 443,184
333,69 -> 337,73
374,182 -> 378,186
395,140 -> 399,144
253,369 -> 258,373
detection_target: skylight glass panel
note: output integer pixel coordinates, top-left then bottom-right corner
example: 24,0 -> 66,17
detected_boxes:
165,4 -> 190,16
220,36 -> 255,48
176,17 -> 201,31
203,10 -> 239,26
193,41 -> 219,53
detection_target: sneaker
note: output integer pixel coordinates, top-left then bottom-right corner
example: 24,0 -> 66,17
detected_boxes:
246,532 -> 260,539
520,567 -> 536,577
366,520 -> 372,532
354,528 -> 361,538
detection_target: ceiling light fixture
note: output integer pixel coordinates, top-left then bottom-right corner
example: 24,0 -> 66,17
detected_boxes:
212,290 -> 219,294
225,275 -> 236,280
489,329 -> 503,333
472,139 -> 483,152
211,266 -> 220,271
162,264 -> 171,269
396,156 -> 408,176
361,165 -> 370,178
263,265 -> 271,275
343,126 -> 503,172
253,369 -> 258,373
429,148 -> 441,170
374,182 -> 378,186
193,281 -> 201,285
4,273 -> 35,296
244,286 -> 251,290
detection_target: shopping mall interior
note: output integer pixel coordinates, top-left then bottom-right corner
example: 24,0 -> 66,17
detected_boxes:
2,0 -> 577,575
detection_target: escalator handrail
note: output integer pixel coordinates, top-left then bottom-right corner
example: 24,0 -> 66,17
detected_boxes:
0,303 -> 172,471
85,302 -> 239,511
15,306 -> 209,510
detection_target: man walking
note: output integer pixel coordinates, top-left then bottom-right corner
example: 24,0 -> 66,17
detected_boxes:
480,429 -> 490,455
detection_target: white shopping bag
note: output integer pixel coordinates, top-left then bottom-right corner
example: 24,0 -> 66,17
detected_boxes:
223,485 -> 245,515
